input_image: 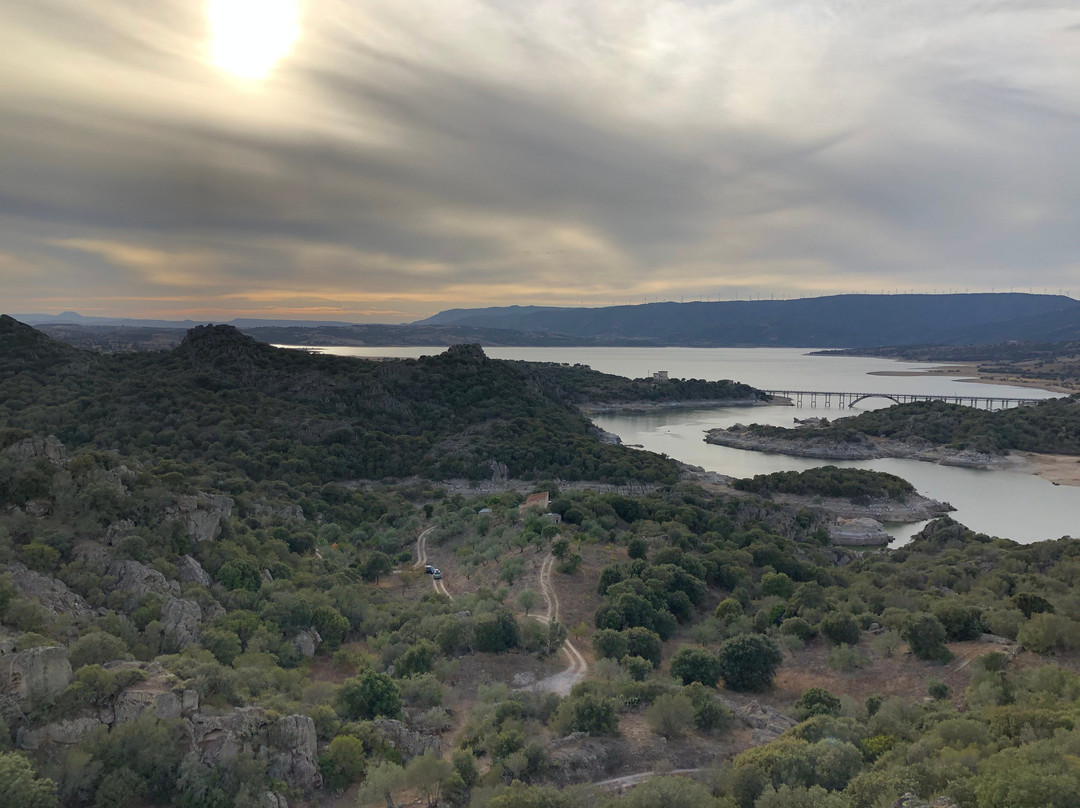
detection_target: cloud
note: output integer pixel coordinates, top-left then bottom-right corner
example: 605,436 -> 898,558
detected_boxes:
1,0 -> 1079,319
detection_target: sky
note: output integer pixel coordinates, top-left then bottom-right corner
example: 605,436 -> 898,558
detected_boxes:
2,0 -> 1079,323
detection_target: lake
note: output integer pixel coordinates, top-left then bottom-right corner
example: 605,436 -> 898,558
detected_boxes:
281,345 -> 1078,545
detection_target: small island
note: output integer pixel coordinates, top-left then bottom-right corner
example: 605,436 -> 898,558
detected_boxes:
706,397 -> 1080,478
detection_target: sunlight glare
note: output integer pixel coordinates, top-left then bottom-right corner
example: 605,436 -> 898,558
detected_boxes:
207,0 -> 300,80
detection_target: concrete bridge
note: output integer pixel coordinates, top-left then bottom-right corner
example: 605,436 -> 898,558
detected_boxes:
761,389 -> 1047,409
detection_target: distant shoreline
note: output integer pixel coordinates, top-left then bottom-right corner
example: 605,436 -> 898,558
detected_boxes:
867,363 -> 1074,394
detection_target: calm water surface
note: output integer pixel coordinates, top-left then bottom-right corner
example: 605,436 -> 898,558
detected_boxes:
284,345 -> 1077,545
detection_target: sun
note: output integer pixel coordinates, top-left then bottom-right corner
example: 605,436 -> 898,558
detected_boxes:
207,0 -> 300,80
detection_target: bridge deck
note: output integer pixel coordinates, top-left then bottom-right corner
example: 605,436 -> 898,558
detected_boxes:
761,390 -> 1046,409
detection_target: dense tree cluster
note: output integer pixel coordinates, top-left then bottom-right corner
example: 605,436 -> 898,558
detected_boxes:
732,466 -> 915,502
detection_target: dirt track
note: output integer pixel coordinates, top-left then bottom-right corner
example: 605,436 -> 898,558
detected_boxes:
529,553 -> 587,695
414,526 -> 453,599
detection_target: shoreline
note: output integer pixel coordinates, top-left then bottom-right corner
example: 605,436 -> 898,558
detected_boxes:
704,428 -> 1011,468
703,428 -> 1080,489
1008,452 -> 1080,488
867,363 -> 1075,395
579,397 -> 769,415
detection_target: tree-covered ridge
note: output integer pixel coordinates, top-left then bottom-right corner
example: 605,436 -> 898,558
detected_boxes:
0,321 -> 679,484
516,362 -> 765,405
0,315 -> 89,374
732,467 -> 916,502
745,396 -> 1080,455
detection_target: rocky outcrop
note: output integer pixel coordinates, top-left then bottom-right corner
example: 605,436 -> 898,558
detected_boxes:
249,501 -> 305,522
5,435 -> 70,467
7,562 -> 95,618
189,707 -> 266,766
489,459 -> 509,484
768,492 -> 953,523
729,698 -> 798,744
546,733 -> 629,786
293,629 -> 321,659
891,794 -> 959,808
262,793 -> 289,808
188,708 -> 321,792
104,520 -> 137,544
17,716 -> 105,750
115,678 -> 199,724
107,559 -> 181,600
165,493 -> 234,543
373,718 -> 441,763
0,645 -> 72,708
268,715 -> 321,791
177,555 -> 214,588
589,427 -> 622,445
829,517 -> 893,547
161,598 -> 202,650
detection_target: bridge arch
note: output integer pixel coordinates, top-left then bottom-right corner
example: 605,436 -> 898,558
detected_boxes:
848,393 -> 902,408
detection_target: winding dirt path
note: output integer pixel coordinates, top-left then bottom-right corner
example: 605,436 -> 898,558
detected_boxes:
529,553 -> 587,695
594,769 -> 704,790
413,526 -> 434,569
413,526 -> 453,599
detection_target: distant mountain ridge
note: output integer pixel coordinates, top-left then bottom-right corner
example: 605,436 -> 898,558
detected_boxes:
15,311 -> 358,329
16,293 -> 1080,349
414,293 -> 1080,348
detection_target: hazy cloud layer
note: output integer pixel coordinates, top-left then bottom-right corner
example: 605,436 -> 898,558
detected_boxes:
2,0 -> 1078,320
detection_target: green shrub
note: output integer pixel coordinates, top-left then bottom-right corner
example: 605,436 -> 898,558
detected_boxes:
760,572 -> 794,599
714,598 -> 743,624
645,692 -> 696,738
928,679 -> 950,700
795,688 -> 842,720
624,627 -> 662,668
21,543 -> 60,573
1017,613 -> 1080,654
716,634 -> 782,692
551,693 -> 618,736
670,647 -> 722,687
1013,593 -> 1054,619
592,629 -> 628,661
932,601 -> 982,641
0,750 -> 59,808
901,613 -> 952,662
319,734 -> 368,792
620,656 -> 652,682
819,612 -> 860,646
337,670 -> 401,720
780,618 -> 814,641
68,632 -> 130,669
826,644 -> 863,672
